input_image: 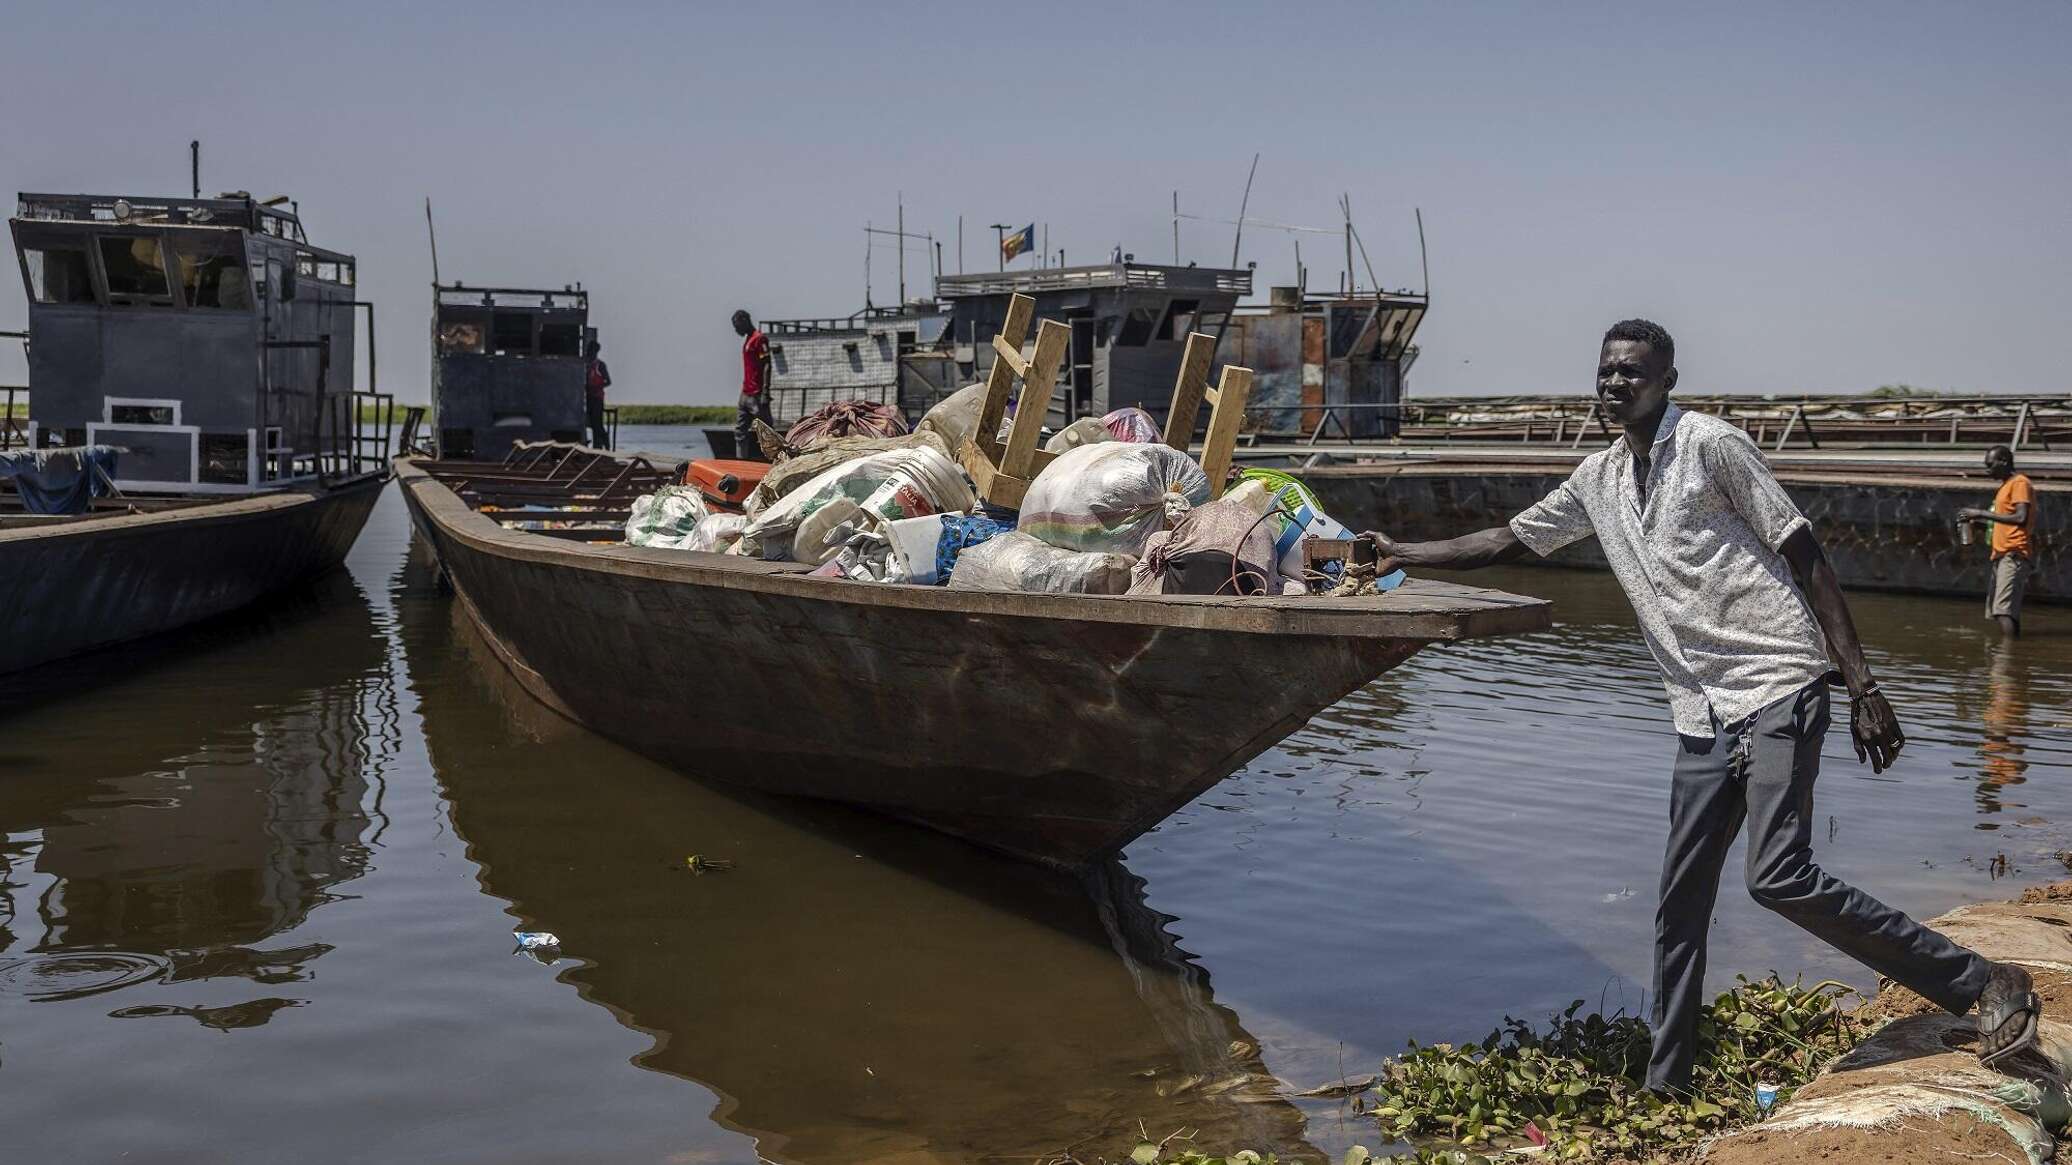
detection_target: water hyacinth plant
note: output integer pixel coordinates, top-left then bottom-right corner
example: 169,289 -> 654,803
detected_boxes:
1362,976 -> 1864,1161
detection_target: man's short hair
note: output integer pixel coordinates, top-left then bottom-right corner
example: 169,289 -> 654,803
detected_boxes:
1988,444 -> 2015,464
732,309 -> 752,325
1603,319 -> 1675,367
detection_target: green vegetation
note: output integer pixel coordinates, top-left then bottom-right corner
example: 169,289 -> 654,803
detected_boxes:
345,403 -> 732,425
1869,384 -> 1939,398
1094,977 -> 1865,1165
1362,976 -> 1861,1161
614,404 -> 734,425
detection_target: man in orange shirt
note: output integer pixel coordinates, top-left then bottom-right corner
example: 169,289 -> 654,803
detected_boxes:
1961,445 -> 2036,638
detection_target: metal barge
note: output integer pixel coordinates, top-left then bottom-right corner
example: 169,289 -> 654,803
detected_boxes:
2,190 -> 386,674
394,444 -> 1547,869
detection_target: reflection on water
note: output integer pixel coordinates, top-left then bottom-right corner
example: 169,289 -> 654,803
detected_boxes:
0,492 -> 2065,1163
1976,643 -> 2031,820
415,579 -> 1311,1161
0,570 -> 386,1019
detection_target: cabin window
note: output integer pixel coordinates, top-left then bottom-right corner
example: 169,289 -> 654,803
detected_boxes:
538,321 -> 582,358
439,320 -> 486,354
22,246 -> 97,304
491,312 -> 533,356
316,261 -> 340,283
1158,299 -> 1199,342
338,262 -> 355,287
110,404 -> 176,425
296,253 -> 317,279
200,434 -> 250,484
1115,305 -> 1159,348
169,235 -> 252,310
98,236 -> 174,305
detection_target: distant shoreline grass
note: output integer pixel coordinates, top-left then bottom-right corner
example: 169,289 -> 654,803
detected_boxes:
340,402 -> 731,425
8,401 -> 736,425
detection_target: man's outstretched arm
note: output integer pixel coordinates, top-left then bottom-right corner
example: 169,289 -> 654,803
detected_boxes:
1362,525 -> 1532,574
1779,526 -> 1905,773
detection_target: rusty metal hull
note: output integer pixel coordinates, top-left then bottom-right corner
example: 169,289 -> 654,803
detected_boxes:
0,475 -> 384,674
398,457 -> 1546,868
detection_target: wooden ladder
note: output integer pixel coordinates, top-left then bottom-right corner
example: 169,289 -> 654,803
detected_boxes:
957,293 -> 1071,509
1163,332 -> 1255,498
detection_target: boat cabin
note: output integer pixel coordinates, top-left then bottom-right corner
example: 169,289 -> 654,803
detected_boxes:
764,261 -> 1253,431
1224,286 -> 1426,439
9,191 -> 375,492
430,283 -> 595,461
760,303 -> 956,428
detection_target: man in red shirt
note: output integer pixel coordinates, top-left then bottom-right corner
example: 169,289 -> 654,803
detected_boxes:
733,310 -> 773,461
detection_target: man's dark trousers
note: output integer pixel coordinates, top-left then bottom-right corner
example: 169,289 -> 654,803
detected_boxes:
586,398 -> 610,450
1647,680 -> 1992,1092
735,392 -> 773,460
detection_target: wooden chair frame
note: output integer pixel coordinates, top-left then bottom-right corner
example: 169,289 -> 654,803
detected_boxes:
1162,332 -> 1254,499
957,293 -> 1072,509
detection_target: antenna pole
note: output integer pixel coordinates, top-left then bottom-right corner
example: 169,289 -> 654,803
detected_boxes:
1342,194 -> 1354,293
1416,207 -> 1430,299
1172,190 -> 1180,264
190,140 -> 200,199
896,193 -> 906,307
424,198 -> 441,285
1230,152 -> 1259,268
958,215 -> 964,275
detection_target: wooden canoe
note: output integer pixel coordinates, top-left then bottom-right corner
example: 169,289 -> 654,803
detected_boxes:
0,473 -> 385,676
396,452 -> 1548,869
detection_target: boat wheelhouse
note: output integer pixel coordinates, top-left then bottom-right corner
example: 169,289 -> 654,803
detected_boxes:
429,282 -> 601,460
2,189 -> 386,675
10,191 -> 383,492
762,261 -> 1253,431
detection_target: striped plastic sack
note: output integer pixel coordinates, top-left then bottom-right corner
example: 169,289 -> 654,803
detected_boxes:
1017,442 -> 1209,556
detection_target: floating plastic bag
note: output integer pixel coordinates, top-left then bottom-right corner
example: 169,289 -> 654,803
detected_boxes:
947,531 -> 1136,595
1101,407 -> 1162,444
624,485 -> 709,549
741,444 -> 975,563
1018,442 -> 1209,556
1044,416 -> 1115,455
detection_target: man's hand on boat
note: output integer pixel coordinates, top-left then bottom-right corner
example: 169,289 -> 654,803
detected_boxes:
1358,526 -> 1532,576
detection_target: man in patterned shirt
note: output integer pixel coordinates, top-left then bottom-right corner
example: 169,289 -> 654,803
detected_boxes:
1365,319 -> 2038,1093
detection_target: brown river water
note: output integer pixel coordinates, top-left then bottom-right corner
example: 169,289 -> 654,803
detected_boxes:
1,464 -> 2067,1163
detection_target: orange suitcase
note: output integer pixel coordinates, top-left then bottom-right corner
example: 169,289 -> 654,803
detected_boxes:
683,459 -> 768,511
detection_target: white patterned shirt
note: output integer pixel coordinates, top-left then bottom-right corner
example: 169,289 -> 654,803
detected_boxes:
1508,403 -> 1834,736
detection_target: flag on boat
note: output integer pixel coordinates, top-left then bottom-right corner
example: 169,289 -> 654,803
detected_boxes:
1001,224 -> 1035,263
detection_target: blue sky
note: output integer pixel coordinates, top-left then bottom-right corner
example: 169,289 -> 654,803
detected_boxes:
3,1 -> 2067,404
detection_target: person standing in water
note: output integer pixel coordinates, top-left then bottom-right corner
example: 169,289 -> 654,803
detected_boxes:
1959,446 -> 2036,639
733,310 -> 773,461
1362,319 -> 2039,1094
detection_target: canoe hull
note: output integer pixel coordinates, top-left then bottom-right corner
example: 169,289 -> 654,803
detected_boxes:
397,459 -> 1536,868
0,475 -> 384,675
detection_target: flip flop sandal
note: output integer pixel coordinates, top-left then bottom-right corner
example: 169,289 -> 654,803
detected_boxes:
1978,979 -> 2042,1070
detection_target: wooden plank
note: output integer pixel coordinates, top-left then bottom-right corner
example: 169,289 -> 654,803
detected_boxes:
1199,365 -> 1254,498
1000,319 -> 1070,480
990,334 -> 1030,378
973,294 -> 1036,458
1165,332 -> 1216,449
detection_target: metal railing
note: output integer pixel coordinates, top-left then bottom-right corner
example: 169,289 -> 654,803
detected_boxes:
2,386 -> 25,451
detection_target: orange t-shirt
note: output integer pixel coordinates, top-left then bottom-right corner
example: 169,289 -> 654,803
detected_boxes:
1990,474 -> 2036,558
